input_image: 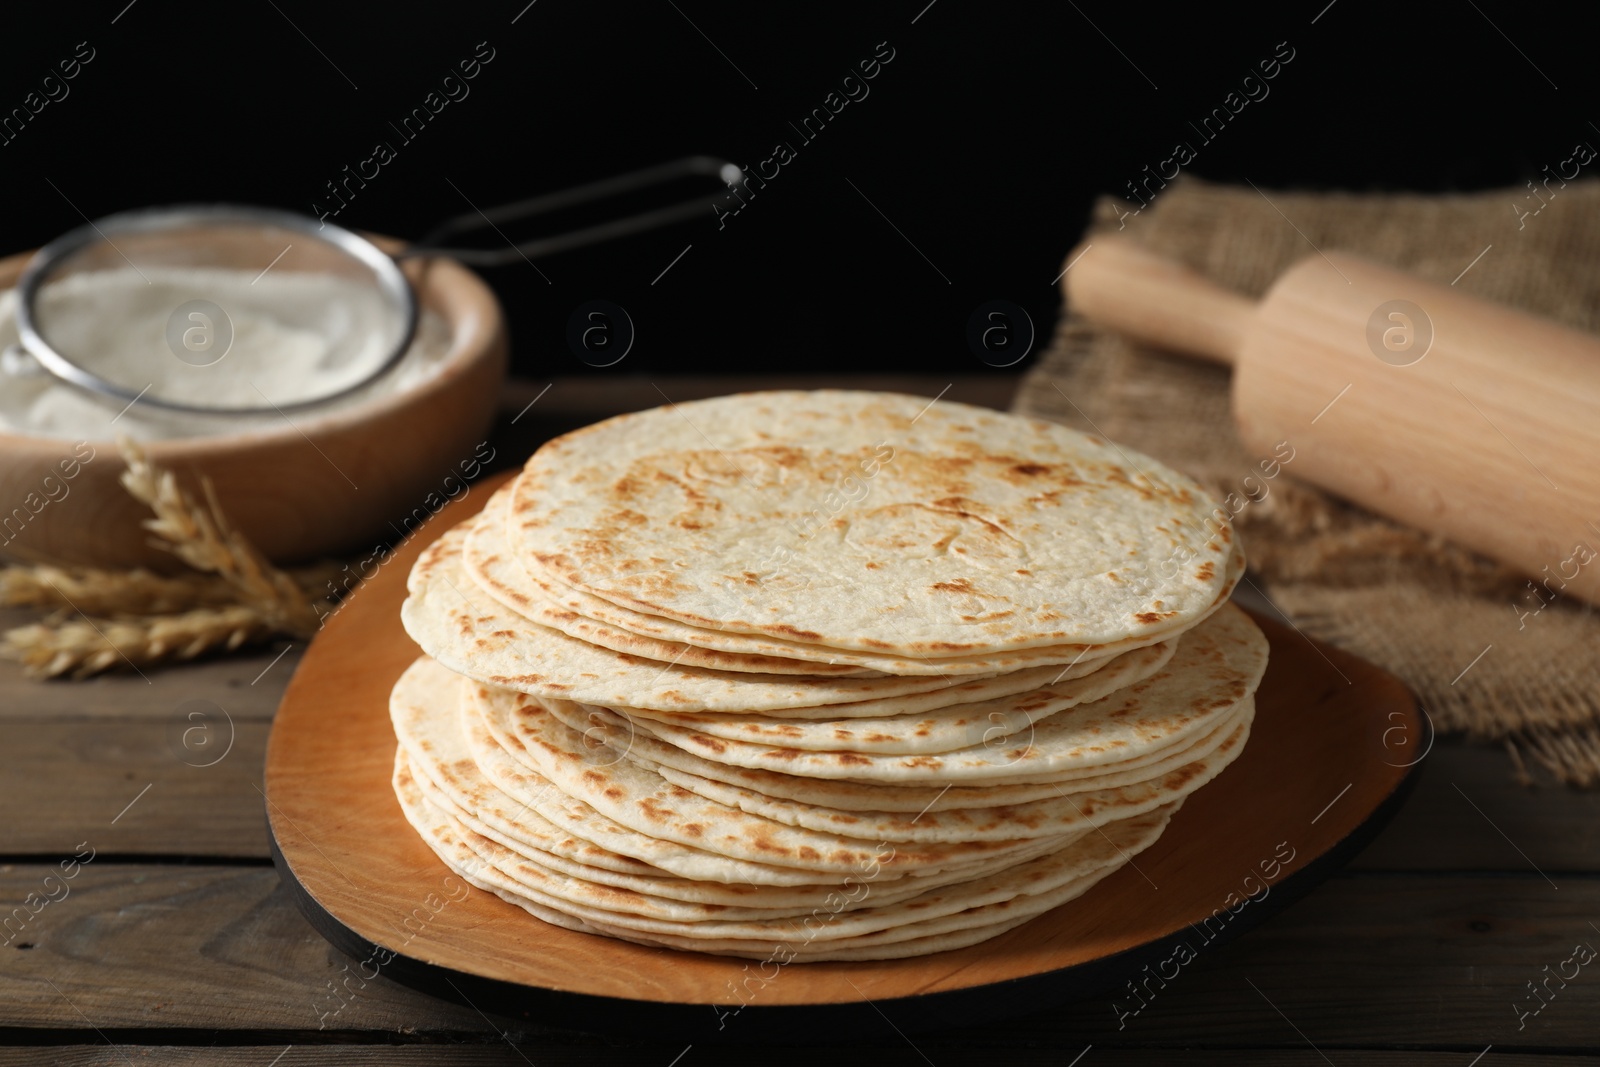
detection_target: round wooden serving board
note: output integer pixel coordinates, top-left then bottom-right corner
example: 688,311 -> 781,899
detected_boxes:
266,472 -> 1428,1041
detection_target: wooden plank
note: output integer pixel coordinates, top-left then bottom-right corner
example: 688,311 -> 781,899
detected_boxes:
0,866 -> 484,1034
2,864 -> 1597,1048
0,1049 -> 1594,1066
1038,872 -> 1599,1049
0,720 -> 270,857
1349,743 -> 1600,874
0,615 -> 299,723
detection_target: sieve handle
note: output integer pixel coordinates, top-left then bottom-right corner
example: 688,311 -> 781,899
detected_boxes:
406,156 -> 740,267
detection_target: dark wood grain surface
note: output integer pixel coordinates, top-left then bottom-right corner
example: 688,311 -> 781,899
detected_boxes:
2,376 -> 1595,1064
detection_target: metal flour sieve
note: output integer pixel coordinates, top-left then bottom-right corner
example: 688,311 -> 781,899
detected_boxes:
2,156 -> 737,417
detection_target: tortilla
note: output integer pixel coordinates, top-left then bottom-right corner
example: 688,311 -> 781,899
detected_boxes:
611,638 -> 1176,755
508,391 -> 1235,654
633,701 -> 1252,814
403,526 -> 1195,712
563,605 -> 1266,784
471,480 -> 1244,675
397,751 -> 1173,961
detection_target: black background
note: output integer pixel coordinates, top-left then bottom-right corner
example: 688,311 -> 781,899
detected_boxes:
1,1 -> 1588,379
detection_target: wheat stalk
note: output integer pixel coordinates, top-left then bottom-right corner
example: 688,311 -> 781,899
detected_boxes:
115,437 -> 322,637
2,605 -> 277,679
2,565 -> 241,615
0,560 -> 345,617
1,443 -> 352,678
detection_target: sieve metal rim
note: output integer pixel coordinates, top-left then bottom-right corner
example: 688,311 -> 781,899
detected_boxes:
12,204 -> 419,417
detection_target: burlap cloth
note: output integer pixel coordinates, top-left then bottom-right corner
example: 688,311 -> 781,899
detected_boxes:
1016,177 -> 1600,787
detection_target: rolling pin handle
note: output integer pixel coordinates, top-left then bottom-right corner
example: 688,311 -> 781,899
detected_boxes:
1062,237 -> 1255,367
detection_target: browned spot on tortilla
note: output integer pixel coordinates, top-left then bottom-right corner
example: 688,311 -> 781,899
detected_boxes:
748,832 -> 788,856
1196,560 -> 1215,581
769,623 -> 824,641
636,797 -> 672,823
1012,463 -> 1050,476
931,577 -> 976,594
1162,760 -> 1206,789
604,508 -> 650,528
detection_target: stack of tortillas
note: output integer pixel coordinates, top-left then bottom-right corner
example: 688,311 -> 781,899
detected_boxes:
391,391 -> 1268,961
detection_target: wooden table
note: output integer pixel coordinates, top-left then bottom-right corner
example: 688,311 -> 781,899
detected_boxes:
3,377 -> 1598,1065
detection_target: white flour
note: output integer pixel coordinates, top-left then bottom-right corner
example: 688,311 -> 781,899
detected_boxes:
0,267 -> 452,439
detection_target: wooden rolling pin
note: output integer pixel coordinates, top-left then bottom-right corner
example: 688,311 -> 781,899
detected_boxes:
1065,236 -> 1600,608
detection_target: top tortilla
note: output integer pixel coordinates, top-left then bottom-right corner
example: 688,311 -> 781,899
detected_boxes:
506,391 -> 1237,656
404,524 -> 1235,713
468,482 -> 1243,675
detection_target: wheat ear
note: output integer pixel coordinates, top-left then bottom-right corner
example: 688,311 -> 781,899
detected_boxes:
116,437 -> 321,638
2,606 -> 277,678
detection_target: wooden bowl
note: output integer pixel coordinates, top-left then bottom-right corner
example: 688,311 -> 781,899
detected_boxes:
0,244 -> 507,568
